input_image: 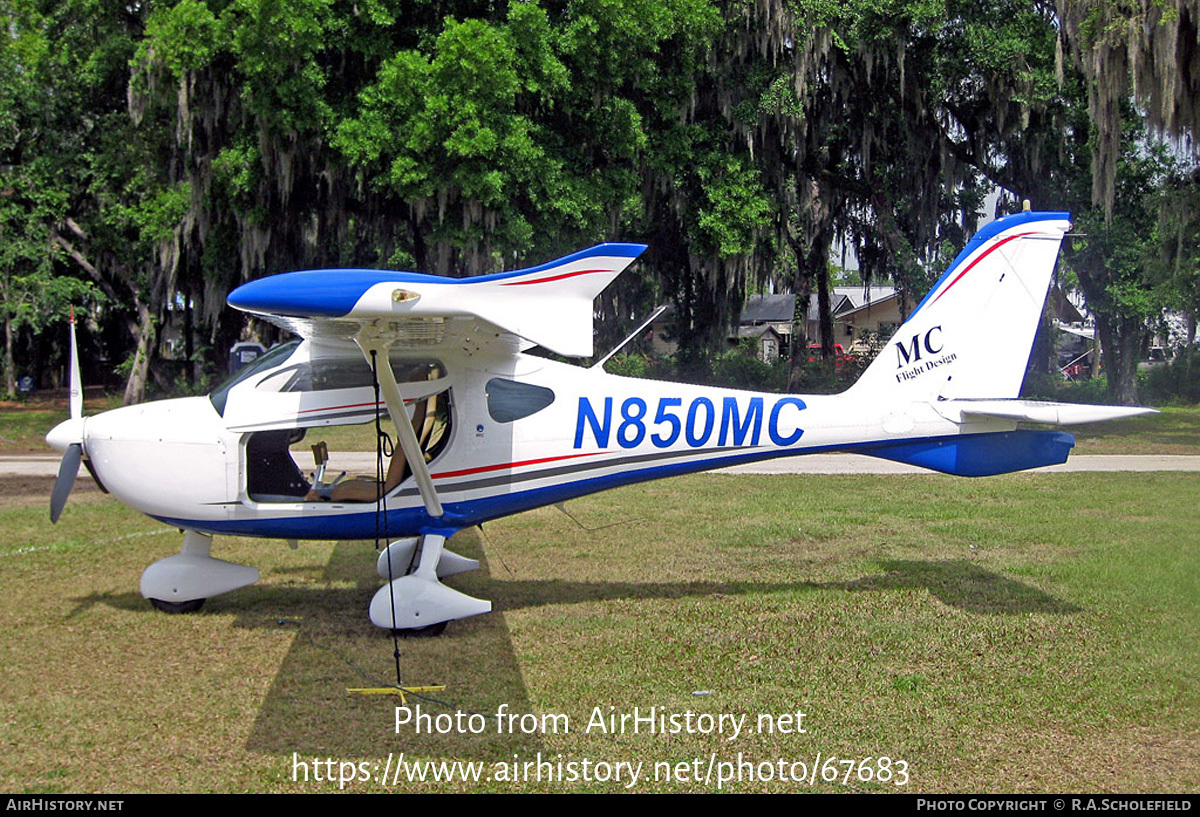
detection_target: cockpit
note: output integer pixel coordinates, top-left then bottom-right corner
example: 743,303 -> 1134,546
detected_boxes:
208,341 -> 452,503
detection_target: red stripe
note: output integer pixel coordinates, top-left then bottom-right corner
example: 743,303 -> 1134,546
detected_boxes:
432,451 -> 608,479
930,232 -> 1033,306
499,268 -> 608,286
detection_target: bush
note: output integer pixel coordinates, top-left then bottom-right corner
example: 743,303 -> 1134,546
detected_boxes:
709,345 -> 789,392
1141,354 -> 1200,405
605,353 -> 648,379
603,341 -> 873,394
1022,372 -> 1114,404
790,355 -> 868,394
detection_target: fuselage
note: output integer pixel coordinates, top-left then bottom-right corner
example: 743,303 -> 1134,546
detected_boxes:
41,215 -> 1130,632
51,338 -> 1019,540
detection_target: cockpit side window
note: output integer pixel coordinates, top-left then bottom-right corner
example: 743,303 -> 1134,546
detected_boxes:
209,340 -> 301,416
486,378 -> 555,422
254,359 -> 444,393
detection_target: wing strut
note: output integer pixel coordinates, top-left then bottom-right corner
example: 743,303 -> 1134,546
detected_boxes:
356,336 -> 443,518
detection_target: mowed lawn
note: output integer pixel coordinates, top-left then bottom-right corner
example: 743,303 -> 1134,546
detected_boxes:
0,470 -> 1196,793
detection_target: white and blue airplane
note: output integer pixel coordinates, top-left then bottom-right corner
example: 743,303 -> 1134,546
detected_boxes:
46,210 -> 1153,633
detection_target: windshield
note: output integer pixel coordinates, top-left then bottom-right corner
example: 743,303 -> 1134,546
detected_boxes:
208,340 -> 301,416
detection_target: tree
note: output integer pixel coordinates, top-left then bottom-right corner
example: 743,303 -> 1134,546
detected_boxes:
0,0 -> 105,396
8,0 -> 1193,405
1057,0 -> 1200,219
1150,163 -> 1200,383
1061,127 -> 1186,404
0,178 -> 97,396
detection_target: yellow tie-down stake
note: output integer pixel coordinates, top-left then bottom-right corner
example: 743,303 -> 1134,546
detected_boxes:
347,685 -> 446,705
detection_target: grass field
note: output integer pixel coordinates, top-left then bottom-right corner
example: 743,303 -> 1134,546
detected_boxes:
1,470 -> 1196,793
1067,406 -> 1200,454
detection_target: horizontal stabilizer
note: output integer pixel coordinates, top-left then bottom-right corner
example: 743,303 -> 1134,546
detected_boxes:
937,400 -> 1158,426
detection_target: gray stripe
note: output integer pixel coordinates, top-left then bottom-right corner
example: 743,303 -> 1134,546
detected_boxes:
396,446 -> 753,498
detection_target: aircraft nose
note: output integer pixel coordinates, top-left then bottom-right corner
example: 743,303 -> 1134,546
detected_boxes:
46,417 -> 86,453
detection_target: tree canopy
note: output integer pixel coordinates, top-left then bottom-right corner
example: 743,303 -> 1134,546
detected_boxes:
2,0 -> 1197,405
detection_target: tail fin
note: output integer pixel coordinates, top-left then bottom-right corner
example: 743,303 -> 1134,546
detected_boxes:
848,211 -> 1072,400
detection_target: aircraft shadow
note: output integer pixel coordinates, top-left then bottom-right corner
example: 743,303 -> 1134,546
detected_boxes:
239,530 -> 544,759
66,549 -> 1075,758
485,559 -> 1076,616
819,559 -> 1081,615
485,576 -> 801,610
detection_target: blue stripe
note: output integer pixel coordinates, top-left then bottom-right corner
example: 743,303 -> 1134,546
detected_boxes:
906,211 -> 1070,321
228,270 -> 429,318
149,430 -> 1074,539
226,243 -> 647,319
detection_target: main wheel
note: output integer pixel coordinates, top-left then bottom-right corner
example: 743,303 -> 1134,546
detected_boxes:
149,597 -> 206,614
394,621 -> 448,638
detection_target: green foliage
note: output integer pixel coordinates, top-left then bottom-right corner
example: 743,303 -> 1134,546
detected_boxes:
1142,354 -> 1200,405
1022,372 -> 1116,405
613,339 -> 866,395
121,183 -> 191,245
709,341 -> 789,392
790,356 -> 868,394
1060,126 -> 1187,403
211,139 -> 262,202
333,6 -> 624,261
224,0 -> 341,130
604,353 -> 648,379
1,0 -> 1196,404
140,0 -> 221,78
694,154 -> 772,257
0,144 -> 100,393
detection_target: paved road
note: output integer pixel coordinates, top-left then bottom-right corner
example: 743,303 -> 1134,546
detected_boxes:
7,452 -> 1200,478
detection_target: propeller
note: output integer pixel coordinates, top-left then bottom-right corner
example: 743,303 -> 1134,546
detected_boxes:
50,443 -> 81,523
47,307 -> 86,523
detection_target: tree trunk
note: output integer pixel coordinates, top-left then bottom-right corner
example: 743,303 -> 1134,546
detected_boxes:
4,311 -> 14,398
787,255 -> 814,392
1095,313 -> 1141,405
787,175 -> 837,390
816,227 -> 834,358
123,301 -> 155,406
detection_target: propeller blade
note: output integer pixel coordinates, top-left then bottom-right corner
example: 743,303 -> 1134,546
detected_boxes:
50,443 -> 82,523
68,306 -> 82,420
